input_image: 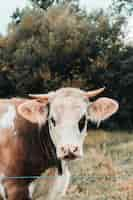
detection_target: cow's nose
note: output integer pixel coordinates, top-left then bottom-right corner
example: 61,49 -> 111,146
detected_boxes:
59,145 -> 80,160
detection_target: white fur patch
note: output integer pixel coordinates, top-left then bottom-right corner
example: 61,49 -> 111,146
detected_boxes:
13,131 -> 17,135
0,104 -> 16,129
48,162 -> 70,200
61,164 -> 70,196
0,174 -> 7,200
28,182 -> 36,199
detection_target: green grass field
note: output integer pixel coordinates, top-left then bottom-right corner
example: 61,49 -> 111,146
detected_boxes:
33,130 -> 133,200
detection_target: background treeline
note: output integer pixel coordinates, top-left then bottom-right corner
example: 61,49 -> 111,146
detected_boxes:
0,0 -> 133,130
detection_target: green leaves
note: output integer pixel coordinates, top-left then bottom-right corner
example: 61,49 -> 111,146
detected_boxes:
111,0 -> 133,16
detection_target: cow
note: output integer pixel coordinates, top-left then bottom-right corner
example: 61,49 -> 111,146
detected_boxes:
0,87 -> 119,200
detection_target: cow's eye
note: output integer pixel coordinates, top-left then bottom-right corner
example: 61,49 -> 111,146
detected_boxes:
78,115 -> 86,132
50,117 -> 56,127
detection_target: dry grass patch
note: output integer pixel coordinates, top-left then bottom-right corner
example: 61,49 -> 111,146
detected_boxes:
33,130 -> 133,200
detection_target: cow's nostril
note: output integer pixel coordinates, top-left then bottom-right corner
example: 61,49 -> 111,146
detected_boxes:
73,146 -> 78,153
61,146 -> 67,154
71,146 -> 79,153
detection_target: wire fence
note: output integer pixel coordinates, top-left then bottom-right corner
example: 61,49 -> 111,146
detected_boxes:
1,175 -> 133,200
0,174 -> 133,180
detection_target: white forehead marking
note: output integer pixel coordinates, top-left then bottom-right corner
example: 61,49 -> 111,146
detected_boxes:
48,88 -> 89,148
50,96 -> 88,122
0,104 -> 16,129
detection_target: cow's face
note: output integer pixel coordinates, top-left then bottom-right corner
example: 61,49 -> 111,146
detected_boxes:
48,95 -> 88,160
18,88 -> 119,161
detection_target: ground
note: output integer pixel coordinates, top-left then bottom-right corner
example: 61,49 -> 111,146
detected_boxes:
33,130 -> 133,200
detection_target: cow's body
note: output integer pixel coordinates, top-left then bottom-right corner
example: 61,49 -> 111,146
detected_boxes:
0,88 -> 119,200
0,99 -> 61,200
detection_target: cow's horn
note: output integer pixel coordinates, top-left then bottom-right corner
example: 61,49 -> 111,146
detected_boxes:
85,87 -> 105,98
29,92 -> 55,100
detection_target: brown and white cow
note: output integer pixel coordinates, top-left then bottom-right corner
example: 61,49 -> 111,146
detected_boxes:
0,87 -> 119,200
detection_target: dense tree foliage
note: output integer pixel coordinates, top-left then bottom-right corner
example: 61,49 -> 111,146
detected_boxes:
29,0 -> 79,9
29,0 -> 60,9
111,0 -> 133,16
0,1 -> 133,130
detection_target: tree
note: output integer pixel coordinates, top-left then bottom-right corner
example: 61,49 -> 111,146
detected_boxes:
29,0 -> 79,10
29,0 -> 58,9
111,0 -> 133,16
1,1 -> 133,130
11,8 -> 23,24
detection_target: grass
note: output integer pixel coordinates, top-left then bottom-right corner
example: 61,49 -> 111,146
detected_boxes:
33,130 -> 133,200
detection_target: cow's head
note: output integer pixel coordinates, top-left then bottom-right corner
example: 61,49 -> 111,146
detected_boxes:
18,88 -> 119,161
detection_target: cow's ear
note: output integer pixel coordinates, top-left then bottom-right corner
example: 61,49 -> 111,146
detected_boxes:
88,97 -> 119,125
18,100 -> 48,124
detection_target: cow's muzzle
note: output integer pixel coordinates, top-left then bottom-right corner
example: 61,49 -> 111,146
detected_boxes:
58,145 -> 81,160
